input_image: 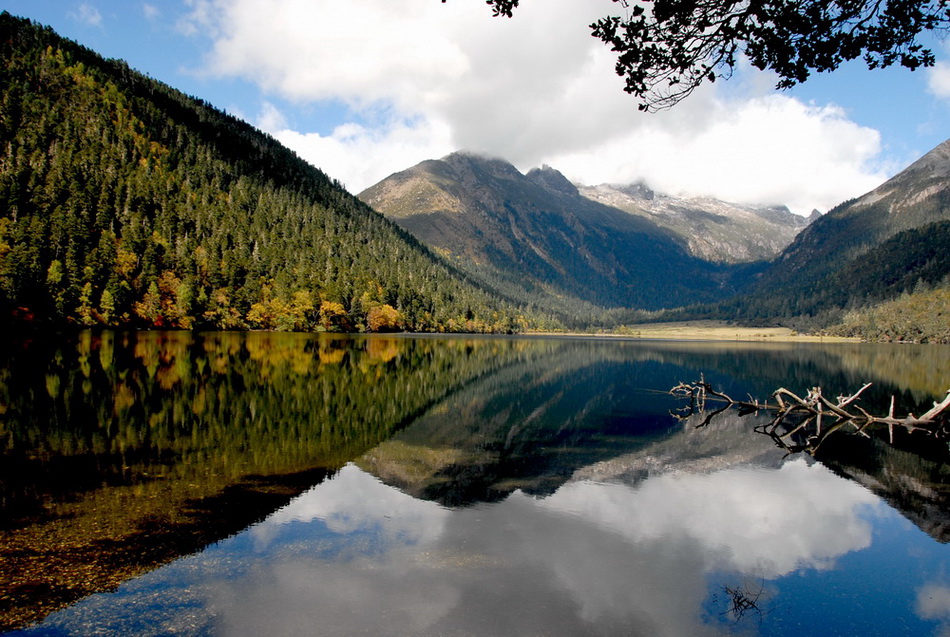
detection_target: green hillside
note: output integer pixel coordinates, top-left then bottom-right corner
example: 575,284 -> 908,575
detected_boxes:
0,13 -> 541,333
825,279 -> 950,343
721,140 -> 950,333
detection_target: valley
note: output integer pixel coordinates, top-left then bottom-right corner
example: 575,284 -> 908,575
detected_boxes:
1,12 -> 949,341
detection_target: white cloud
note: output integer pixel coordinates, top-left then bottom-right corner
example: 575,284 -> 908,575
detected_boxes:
917,583 -> 950,637
201,459 -> 882,636
142,3 -> 160,21
259,107 -> 455,193
918,584 -> 950,620
183,0 -> 476,108
70,3 -> 103,27
927,62 -> 950,100
547,95 -> 887,214
255,101 -> 289,133
182,0 -> 891,213
251,463 -> 450,548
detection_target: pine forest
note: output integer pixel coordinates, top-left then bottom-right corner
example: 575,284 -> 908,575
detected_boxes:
0,14 -> 543,334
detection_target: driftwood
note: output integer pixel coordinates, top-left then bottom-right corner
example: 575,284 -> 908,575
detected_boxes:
670,375 -> 950,456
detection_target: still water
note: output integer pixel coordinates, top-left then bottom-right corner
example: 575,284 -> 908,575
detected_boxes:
2,331 -> 950,636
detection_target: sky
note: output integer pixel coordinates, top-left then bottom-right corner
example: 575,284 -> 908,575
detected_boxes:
3,0 -> 950,215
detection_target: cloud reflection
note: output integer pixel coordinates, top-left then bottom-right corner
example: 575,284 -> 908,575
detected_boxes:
917,584 -> 950,637
206,459 -> 882,636
250,464 -> 450,549
537,458 -> 881,577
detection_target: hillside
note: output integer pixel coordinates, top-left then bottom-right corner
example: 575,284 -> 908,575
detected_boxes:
0,13 -> 537,333
728,139 -> 950,330
360,152 -> 757,319
825,280 -> 950,343
578,182 -> 809,263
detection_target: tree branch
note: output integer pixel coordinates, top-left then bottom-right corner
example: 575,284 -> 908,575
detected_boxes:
669,377 -> 950,455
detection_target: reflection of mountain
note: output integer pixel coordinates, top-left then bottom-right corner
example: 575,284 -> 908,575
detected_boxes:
5,334 -> 949,630
358,345 -> 703,506
359,340 -> 886,506
358,379 -> 793,509
582,394 -> 950,545
356,340 -> 950,546
816,433 -> 950,543
573,409 -> 783,483
0,332 -> 529,631
632,391 -> 950,545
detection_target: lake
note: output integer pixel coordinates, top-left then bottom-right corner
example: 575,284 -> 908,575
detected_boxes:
2,331 -> 949,636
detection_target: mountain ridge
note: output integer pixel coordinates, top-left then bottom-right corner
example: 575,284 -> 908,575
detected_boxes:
728,138 -> 950,330
578,181 -> 809,263
360,152 -> 751,316
4,12 -> 948,337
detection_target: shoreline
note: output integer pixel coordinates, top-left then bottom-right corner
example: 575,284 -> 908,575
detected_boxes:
527,321 -> 860,343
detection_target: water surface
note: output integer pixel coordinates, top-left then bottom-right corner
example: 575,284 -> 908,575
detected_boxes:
2,332 -> 949,635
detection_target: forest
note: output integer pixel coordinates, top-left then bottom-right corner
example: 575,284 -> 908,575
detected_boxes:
4,12 -> 949,341
0,13 -> 550,334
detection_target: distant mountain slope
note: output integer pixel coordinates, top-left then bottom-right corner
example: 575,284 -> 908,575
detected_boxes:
0,13 -> 534,333
579,183 -> 809,263
732,139 -> 950,323
360,152 -> 754,314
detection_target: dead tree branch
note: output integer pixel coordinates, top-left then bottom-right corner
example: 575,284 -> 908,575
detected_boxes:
670,378 -> 950,456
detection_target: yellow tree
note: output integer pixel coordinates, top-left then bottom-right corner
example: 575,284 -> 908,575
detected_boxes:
318,300 -> 350,332
366,304 -> 402,333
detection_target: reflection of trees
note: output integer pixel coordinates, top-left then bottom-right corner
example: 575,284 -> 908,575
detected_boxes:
0,331 -> 527,631
718,580 -> 773,625
817,433 -> 950,543
5,335 -> 947,629
672,377 -> 950,455
671,377 -> 950,543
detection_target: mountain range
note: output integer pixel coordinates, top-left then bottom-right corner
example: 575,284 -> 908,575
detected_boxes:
729,139 -> 950,331
1,11 -> 949,339
577,181 -> 810,263
359,153 -> 773,318
361,143 -> 950,336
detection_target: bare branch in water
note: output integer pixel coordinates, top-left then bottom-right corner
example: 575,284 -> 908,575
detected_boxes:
669,378 -> 950,456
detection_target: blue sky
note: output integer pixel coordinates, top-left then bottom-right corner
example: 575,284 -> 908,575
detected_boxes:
4,1 -> 950,214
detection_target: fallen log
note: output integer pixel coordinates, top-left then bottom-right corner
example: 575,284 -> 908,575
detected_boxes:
669,378 -> 950,455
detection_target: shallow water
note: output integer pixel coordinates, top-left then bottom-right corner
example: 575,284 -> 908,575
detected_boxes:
2,332 -> 949,635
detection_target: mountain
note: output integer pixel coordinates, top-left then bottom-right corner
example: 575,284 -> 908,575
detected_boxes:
731,138 -> 950,328
0,13 -> 536,333
578,182 -> 809,263
359,152 -> 756,317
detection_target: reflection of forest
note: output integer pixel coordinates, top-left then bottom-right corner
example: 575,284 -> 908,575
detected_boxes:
360,339 -> 950,544
0,331 -> 539,631
814,433 -> 950,543
2,333 -> 947,630
609,339 -> 950,408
